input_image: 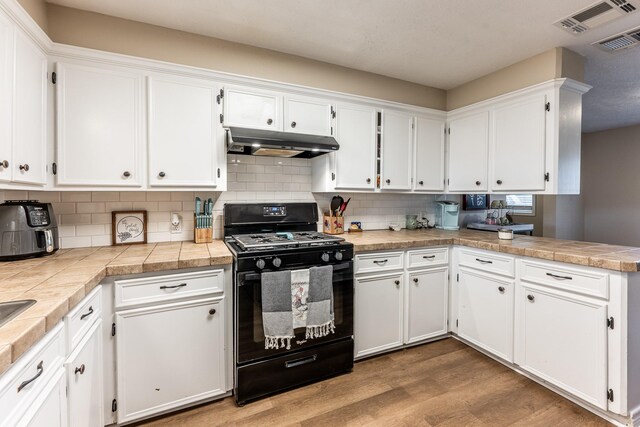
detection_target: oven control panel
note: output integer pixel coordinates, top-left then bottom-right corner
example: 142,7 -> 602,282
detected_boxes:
251,249 -> 351,270
263,206 -> 286,217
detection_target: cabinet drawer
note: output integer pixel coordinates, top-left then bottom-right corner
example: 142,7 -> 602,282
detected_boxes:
458,249 -> 515,278
355,252 -> 404,274
0,323 -> 64,426
65,286 -> 102,355
115,269 -> 224,309
519,260 -> 609,299
407,248 -> 448,268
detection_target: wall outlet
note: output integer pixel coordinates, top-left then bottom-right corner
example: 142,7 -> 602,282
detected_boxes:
170,213 -> 182,233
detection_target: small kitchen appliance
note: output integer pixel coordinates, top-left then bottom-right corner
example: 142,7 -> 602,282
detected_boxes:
435,201 -> 460,230
0,200 -> 59,260
224,202 -> 354,405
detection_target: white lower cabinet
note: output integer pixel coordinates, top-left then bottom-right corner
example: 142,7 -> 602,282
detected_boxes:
405,267 -> 448,344
355,272 -> 404,358
115,296 -> 226,424
355,248 -> 449,359
20,369 -> 67,427
515,282 -> 609,410
457,267 -> 514,362
65,320 -> 104,427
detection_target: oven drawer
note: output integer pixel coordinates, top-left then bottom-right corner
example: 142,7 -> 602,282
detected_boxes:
236,338 -> 353,405
355,252 -> 404,274
115,269 -> 224,309
407,247 -> 448,268
458,249 -> 515,278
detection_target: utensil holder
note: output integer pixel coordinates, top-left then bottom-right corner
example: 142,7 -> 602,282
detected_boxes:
323,212 -> 344,235
194,214 -> 213,244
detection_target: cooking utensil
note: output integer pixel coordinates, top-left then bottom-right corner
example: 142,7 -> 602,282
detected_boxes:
338,198 -> 351,216
330,196 -> 343,215
195,197 -> 202,228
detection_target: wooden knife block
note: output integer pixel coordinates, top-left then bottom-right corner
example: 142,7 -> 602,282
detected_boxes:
194,214 -> 213,244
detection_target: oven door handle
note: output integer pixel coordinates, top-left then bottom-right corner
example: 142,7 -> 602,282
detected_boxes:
285,354 -> 317,369
240,262 -> 352,283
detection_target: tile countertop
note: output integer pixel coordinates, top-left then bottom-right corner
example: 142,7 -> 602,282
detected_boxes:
0,241 -> 232,375
342,228 -> 640,272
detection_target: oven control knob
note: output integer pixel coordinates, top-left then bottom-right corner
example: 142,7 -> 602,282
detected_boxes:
256,259 -> 266,270
321,252 -> 330,262
272,257 -> 282,268
335,252 -> 343,261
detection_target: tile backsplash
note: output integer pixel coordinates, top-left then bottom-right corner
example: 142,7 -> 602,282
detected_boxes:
0,155 -> 462,248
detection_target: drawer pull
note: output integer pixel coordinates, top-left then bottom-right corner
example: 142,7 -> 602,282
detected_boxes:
394,280 -> 400,286
413,278 -> 419,283
285,354 -> 317,368
80,306 -> 94,320
160,283 -> 187,290
475,258 -> 493,264
18,361 -> 43,392
209,308 -> 216,315
527,295 -> 535,302
498,286 -> 505,293
546,272 -> 572,280
373,259 -> 388,265
422,255 -> 436,260
75,364 -> 86,375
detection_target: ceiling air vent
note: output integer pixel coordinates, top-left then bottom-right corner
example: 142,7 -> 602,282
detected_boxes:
593,26 -> 640,51
554,0 -> 638,35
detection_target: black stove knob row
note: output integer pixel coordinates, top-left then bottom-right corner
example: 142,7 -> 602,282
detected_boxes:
321,252 -> 330,262
256,259 -> 266,270
272,257 -> 282,268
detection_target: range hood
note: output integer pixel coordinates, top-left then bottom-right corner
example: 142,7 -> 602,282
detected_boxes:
226,127 -> 339,158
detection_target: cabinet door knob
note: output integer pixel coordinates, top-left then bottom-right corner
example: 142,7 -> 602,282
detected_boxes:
418,180 -> 424,185
386,179 -> 391,184
290,121 -> 297,128
159,171 -> 166,178
413,278 -> 419,283
267,118 -> 273,125
394,280 -> 400,286
209,308 -> 216,315
19,164 -> 29,172
498,286 -> 505,293
475,180 -> 481,186
527,294 -> 535,302
496,179 -> 503,185
123,171 -> 131,178
74,364 -> 86,375
366,178 -> 371,184
0,160 -> 8,168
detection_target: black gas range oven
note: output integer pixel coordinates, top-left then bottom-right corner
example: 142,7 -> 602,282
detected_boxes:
224,202 -> 354,405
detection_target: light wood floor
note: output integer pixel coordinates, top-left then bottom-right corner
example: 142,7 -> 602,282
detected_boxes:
138,338 -> 612,427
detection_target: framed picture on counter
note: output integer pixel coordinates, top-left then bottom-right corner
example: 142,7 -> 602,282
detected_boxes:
112,210 -> 147,245
462,194 -> 489,211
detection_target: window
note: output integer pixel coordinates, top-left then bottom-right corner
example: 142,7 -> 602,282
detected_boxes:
505,194 -> 535,215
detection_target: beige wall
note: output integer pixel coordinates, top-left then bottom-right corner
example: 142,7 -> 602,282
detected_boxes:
446,47 -> 585,110
43,5 -> 446,110
582,125 -> 640,246
16,0 -> 47,32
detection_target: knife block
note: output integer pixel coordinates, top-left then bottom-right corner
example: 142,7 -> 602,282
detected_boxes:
194,214 -> 213,244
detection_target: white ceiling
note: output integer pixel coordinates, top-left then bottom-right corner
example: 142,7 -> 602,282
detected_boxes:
46,0 -> 640,132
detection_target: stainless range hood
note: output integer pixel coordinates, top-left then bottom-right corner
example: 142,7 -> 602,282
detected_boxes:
226,127 -> 339,158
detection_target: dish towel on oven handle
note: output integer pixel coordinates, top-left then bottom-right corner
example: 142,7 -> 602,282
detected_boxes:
306,265 -> 335,339
261,270 -> 295,350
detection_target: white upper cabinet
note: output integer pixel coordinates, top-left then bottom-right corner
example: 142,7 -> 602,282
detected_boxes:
414,116 -> 445,191
0,13 -> 13,183
447,111 -> 489,192
334,103 -> 377,190
284,95 -> 333,136
55,62 -> 144,187
12,31 -> 46,185
148,75 -> 221,187
491,93 -> 547,192
222,86 -> 280,131
381,110 -> 413,191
